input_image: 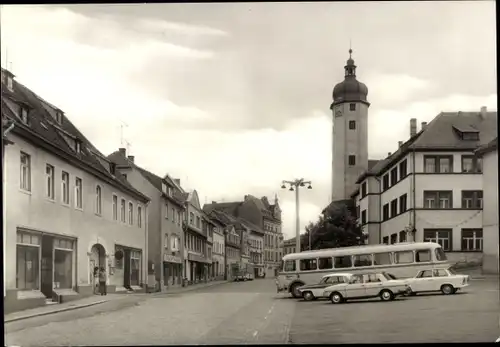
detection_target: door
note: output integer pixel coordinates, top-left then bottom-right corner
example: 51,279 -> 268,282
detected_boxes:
40,235 -> 54,298
432,269 -> 449,290
364,274 -> 384,296
345,275 -> 366,298
413,270 -> 434,291
123,249 -> 131,288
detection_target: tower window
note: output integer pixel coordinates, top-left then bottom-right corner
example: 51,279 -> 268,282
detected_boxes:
348,155 -> 356,166
349,120 -> 356,130
349,103 -> 356,111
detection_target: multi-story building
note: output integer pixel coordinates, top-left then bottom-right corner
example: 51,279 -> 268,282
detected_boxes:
247,225 -> 265,277
352,109 -> 497,266
108,149 -> 186,291
202,214 -> 214,280
2,68 -> 150,313
183,190 -> 211,284
204,194 -> 283,277
283,237 -> 297,255
209,215 -> 226,280
475,137 -> 499,274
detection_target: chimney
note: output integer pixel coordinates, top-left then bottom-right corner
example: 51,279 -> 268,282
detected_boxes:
410,118 -> 417,137
398,141 -> 403,148
119,147 -> 126,156
480,106 -> 487,119
174,178 -> 180,186
212,201 -> 217,204
421,122 -> 428,130
127,155 -> 134,163
388,152 -> 392,157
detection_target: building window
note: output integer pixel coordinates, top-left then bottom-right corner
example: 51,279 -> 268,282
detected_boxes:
128,202 -> 134,225
390,199 -> 398,217
382,174 -> 389,190
399,230 -> 406,242
382,236 -> 389,245
424,155 -> 453,173
20,152 -> 31,191
189,212 -> 194,225
54,238 -> 74,289
423,191 -> 453,209
361,182 -> 367,197
130,250 -> 141,286
196,216 -> 201,228
171,208 -> 176,223
390,168 -> 398,186
361,210 -> 367,225
16,231 -> 41,290
461,155 -> 482,173
390,234 -> 398,245
461,229 -> 483,251
56,111 -> 63,124
382,204 -> 389,221
424,229 -> 452,251
95,185 -> 102,215
61,171 -> 70,205
20,106 -> 29,123
349,103 -> 356,111
75,140 -> 81,154
138,206 -> 142,228
75,177 -> 83,209
349,120 -> 356,130
164,234 -> 169,249
461,190 -> 483,209
120,198 -> 126,222
399,194 -> 407,213
399,159 -> 408,178
165,203 -> 169,219
177,211 -> 181,225
46,164 -> 55,199
348,155 -> 356,166
356,206 -> 360,220
112,195 -> 118,220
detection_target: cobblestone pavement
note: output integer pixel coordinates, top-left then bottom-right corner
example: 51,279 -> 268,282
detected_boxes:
4,278 -> 499,345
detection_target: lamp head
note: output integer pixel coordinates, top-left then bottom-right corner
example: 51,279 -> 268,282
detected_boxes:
307,185 -> 312,189
289,187 -> 294,191
281,184 -> 286,189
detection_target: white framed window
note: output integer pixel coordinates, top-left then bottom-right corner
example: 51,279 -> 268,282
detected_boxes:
20,152 -> 31,191
20,106 -> 28,123
46,164 -> 55,199
424,229 -> 452,251
137,206 -> 142,228
120,198 -> 126,222
128,202 -> 134,225
172,208 -> 176,224
95,185 -> 102,215
461,229 -> 483,251
165,203 -> 169,219
164,234 -> 169,249
75,177 -> 83,209
112,195 -> 118,220
16,230 -> 41,290
61,171 -> 70,205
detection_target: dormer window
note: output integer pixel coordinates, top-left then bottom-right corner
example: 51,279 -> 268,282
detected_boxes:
56,111 -> 63,124
167,186 -> 172,197
452,125 -> 479,141
462,132 -> 479,141
19,105 -> 29,123
75,140 -> 81,154
7,76 -> 13,91
110,162 -> 116,175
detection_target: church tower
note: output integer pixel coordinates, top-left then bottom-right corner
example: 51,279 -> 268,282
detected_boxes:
330,49 -> 370,201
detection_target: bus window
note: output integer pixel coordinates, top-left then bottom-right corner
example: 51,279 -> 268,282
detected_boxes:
415,249 -> 431,262
435,248 -> 447,261
334,256 -> 352,269
353,254 -> 373,267
318,257 -> 333,270
373,252 -> 392,265
394,251 -> 414,264
284,260 -> 296,272
300,259 -> 318,271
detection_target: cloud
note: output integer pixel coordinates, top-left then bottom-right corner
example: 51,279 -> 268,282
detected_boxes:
134,18 -> 229,37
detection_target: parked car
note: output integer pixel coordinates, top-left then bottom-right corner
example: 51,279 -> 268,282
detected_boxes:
323,272 -> 410,304
298,273 -> 352,301
405,268 -> 470,295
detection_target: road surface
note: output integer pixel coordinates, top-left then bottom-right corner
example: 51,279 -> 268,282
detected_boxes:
5,278 -> 499,345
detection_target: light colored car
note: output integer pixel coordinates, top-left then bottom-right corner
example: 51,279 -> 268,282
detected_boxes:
323,272 -> 410,304
405,268 -> 470,295
297,273 -> 352,301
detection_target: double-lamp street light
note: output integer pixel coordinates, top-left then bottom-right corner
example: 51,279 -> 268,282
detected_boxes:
281,179 -> 312,254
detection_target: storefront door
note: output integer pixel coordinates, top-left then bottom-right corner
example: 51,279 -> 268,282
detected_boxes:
124,249 -> 131,289
40,235 -> 54,298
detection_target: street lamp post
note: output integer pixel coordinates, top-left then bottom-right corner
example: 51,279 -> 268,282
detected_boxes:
281,179 -> 312,253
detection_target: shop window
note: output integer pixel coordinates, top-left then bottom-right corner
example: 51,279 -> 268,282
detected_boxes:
16,231 -> 41,290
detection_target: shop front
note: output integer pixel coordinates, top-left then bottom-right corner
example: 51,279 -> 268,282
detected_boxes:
163,254 -> 182,289
187,253 -> 210,284
113,245 -> 143,292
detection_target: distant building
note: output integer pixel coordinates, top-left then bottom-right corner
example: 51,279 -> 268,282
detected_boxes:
2,68 -> 150,313
108,149 -> 186,292
209,214 -> 226,280
352,108 -> 497,267
204,194 -> 283,277
475,137 -> 499,274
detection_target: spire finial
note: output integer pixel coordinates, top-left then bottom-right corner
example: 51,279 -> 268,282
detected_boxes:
349,39 -> 352,58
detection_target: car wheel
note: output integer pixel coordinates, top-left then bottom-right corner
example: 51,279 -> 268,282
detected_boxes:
303,291 -> 315,301
290,283 -> 303,298
441,284 -> 455,295
380,289 -> 394,301
330,292 -> 344,304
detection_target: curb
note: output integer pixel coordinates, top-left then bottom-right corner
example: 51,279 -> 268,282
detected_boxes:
5,299 -> 109,323
150,280 -> 230,296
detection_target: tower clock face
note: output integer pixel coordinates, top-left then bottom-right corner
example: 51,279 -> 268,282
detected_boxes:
335,107 -> 343,118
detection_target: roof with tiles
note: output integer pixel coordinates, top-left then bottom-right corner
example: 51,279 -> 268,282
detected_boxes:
1,68 -> 149,202
475,136 -> 498,156
356,110 -> 497,183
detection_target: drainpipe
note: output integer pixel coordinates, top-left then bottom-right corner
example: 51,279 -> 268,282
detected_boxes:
3,121 -> 15,298
412,147 -> 417,242
224,228 -> 228,280
144,200 -> 150,293
374,176 -> 382,244
3,121 -> 15,137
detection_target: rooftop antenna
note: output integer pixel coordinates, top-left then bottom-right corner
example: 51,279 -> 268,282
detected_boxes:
119,120 -> 129,146
124,139 -> 132,155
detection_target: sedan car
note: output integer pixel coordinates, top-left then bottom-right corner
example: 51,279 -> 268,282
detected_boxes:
323,272 -> 410,304
405,268 -> 470,295
297,273 -> 352,301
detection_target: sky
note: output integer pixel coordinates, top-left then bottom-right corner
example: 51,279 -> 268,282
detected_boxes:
1,2 -> 497,240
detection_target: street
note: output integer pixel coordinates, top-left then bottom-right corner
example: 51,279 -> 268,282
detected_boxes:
4,278 -> 499,345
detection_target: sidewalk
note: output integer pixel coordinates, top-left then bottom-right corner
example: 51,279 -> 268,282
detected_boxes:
5,280 -> 230,323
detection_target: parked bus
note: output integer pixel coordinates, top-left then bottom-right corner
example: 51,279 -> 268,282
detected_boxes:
276,242 -> 451,298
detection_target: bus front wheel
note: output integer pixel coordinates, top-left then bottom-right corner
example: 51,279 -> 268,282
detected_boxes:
290,283 -> 303,298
